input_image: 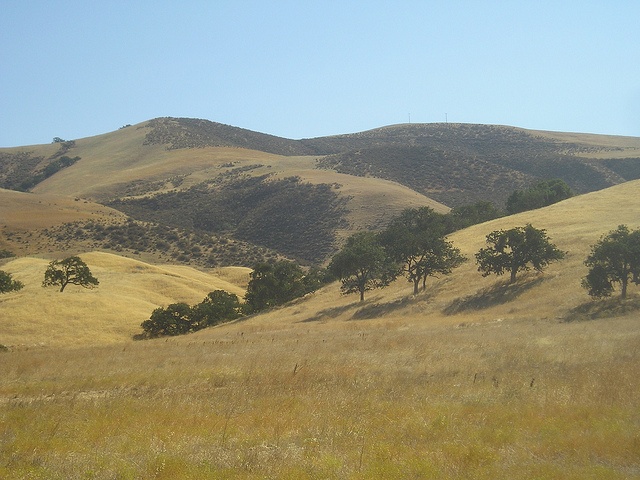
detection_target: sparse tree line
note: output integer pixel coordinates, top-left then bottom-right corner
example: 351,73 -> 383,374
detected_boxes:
138,213 -> 640,338
1,214 -> 638,339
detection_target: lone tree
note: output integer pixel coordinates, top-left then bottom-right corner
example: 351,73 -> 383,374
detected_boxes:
380,207 -> 466,295
582,225 -> 640,299
475,224 -> 565,284
42,256 -> 99,292
329,231 -> 398,302
0,270 -> 24,293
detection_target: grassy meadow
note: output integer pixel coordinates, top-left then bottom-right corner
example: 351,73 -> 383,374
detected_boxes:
1,180 -> 640,478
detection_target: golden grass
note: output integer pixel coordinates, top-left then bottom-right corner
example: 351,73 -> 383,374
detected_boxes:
0,252 -> 250,347
1,180 -> 640,478
0,189 -> 127,256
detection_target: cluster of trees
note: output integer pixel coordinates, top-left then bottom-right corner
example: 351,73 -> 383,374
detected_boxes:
329,213 -> 640,303
140,260 -> 328,336
329,206 -> 567,302
3,216 -> 637,341
141,290 -> 242,337
506,179 -> 573,214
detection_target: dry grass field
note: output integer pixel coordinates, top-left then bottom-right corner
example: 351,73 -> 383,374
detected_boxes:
1,180 -> 639,478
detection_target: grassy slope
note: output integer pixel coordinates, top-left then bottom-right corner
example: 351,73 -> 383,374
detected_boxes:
1,181 -> 639,478
0,188 -> 127,256
0,252 -> 250,347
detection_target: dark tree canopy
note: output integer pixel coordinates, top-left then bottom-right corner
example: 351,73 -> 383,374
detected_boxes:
243,260 -> 323,313
506,179 -> 574,214
449,201 -> 502,230
380,207 -> 466,295
475,224 -> 565,284
582,225 -> 640,299
0,270 -> 24,294
42,256 -> 99,292
329,231 -> 398,302
141,290 -> 244,337
190,290 -> 242,329
141,303 -> 193,337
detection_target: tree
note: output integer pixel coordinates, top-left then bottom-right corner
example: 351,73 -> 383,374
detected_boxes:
475,224 -> 565,284
582,225 -> 640,299
42,256 -> 99,292
506,179 -> 574,214
191,290 -> 242,329
243,260 -> 319,313
380,207 -> 466,295
0,270 -> 24,293
329,231 -> 398,302
141,303 -> 193,337
448,201 -> 502,230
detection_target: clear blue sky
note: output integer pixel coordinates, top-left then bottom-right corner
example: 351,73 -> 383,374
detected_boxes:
1,1 -> 638,147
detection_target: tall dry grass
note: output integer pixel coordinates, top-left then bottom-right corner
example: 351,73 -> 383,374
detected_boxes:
1,312 -> 639,478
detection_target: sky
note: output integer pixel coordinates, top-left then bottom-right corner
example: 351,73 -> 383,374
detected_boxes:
1,1 -> 639,147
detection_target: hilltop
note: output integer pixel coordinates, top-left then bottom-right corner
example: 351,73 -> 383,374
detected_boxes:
1,117 -> 639,265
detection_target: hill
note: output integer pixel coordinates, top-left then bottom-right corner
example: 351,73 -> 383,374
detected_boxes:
3,179 -> 639,346
0,252 -> 250,347
1,117 -> 638,265
1,180 -> 639,478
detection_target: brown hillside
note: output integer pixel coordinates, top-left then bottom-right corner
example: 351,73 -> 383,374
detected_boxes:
0,189 -> 126,256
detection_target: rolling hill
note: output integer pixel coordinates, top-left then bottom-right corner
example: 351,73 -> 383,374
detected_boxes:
1,117 -> 639,265
1,178 -> 638,347
1,176 -> 639,478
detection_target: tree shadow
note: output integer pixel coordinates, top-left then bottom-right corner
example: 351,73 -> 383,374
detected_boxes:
443,274 -> 545,315
351,296 -> 414,320
301,289 -> 437,322
300,302 -> 360,323
350,289 -> 439,320
563,294 -> 640,322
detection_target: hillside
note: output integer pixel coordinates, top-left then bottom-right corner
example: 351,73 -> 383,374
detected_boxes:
0,252 -> 250,347
2,179 -> 639,347
1,117 -> 639,265
1,180 -> 639,478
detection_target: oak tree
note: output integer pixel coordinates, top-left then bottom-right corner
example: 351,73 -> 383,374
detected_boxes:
475,224 -> 565,284
329,231 -> 398,302
380,207 -> 466,295
0,270 -> 23,293
42,256 -> 99,292
582,225 -> 640,299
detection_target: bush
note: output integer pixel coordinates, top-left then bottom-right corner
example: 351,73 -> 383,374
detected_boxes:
0,270 -> 24,293
506,179 -> 573,214
140,290 -> 244,338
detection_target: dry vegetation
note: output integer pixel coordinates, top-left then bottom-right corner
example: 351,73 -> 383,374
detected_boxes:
1,180 -> 640,478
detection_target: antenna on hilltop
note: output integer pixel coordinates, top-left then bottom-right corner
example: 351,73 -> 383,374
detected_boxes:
445,113 -> 448,124
408,113 -> 411,124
